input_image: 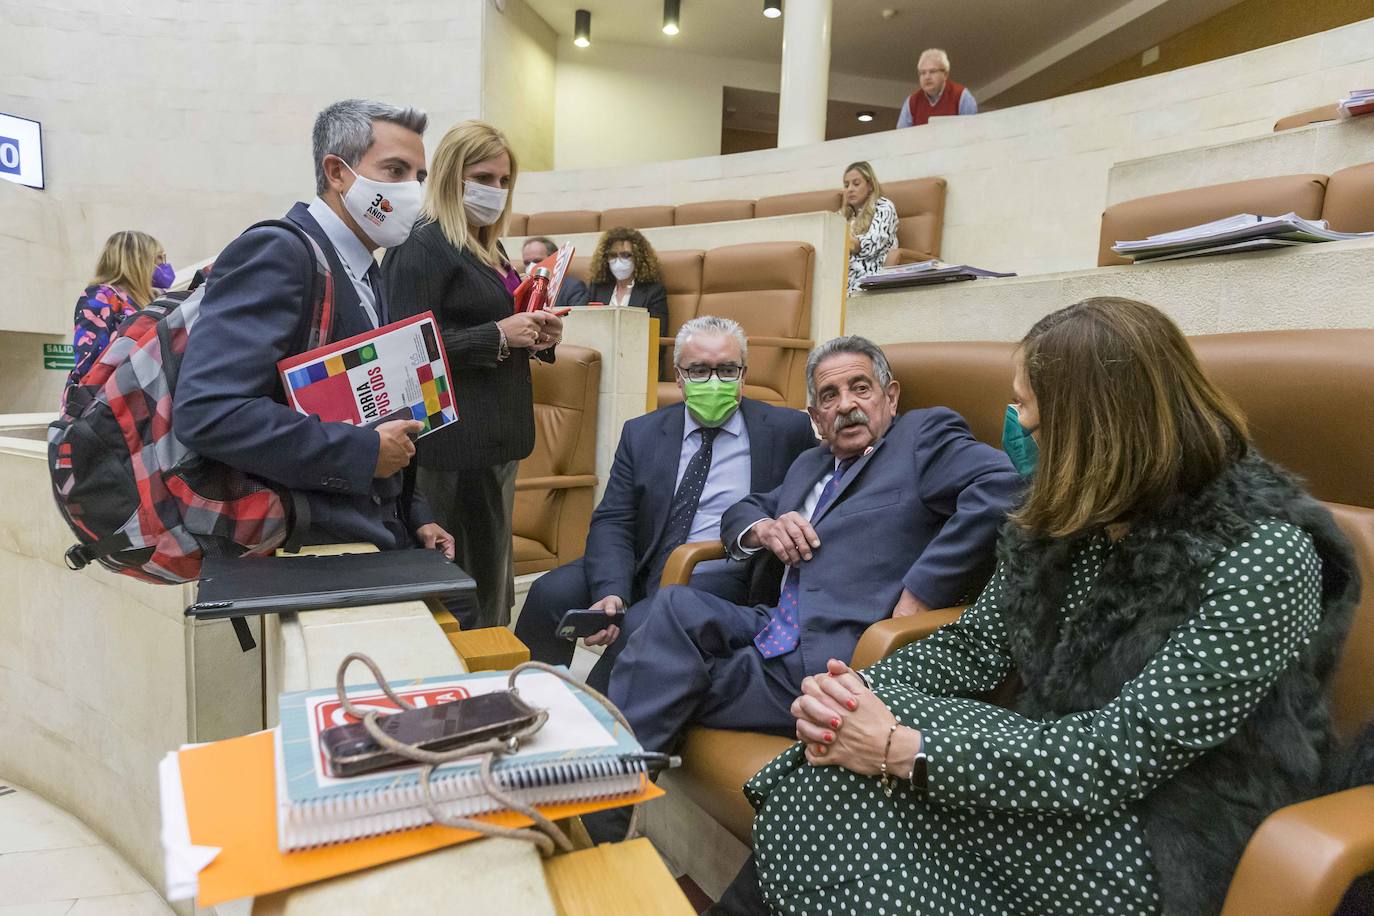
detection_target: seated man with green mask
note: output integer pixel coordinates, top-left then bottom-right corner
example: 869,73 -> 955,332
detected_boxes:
514,316 -> 817,692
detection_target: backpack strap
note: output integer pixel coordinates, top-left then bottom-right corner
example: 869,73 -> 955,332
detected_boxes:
244,219 -> 337,351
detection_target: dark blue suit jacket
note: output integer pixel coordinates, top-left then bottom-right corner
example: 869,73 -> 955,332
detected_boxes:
584,399 -> 816,604
173,202 -> 432,549
722,408 -> 1019,675
556,277 -> 588,310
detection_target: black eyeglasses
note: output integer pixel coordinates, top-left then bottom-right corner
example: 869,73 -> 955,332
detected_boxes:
678,364 -> 744,382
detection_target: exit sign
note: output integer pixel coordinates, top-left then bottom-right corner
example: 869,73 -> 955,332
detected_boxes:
43,342 -> 74,371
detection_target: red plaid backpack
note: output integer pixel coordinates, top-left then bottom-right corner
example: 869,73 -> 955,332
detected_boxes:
49,220 -> 336,584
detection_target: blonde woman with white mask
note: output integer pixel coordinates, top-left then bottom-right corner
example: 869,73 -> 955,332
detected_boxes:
381,120 -> 560,629
840,160 -> 898,292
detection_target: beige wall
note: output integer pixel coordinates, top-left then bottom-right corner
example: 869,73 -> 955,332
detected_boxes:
551,39 -> 912,170
1,0 -> 487,337
518,18 -> 1374,277
482,0 -> 558,172
0,329 -> 70,414
1067,0 -> 1374,100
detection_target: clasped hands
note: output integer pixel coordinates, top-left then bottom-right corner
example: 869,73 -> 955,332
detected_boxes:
793,659 -> 923,779
498,310 -> 563,352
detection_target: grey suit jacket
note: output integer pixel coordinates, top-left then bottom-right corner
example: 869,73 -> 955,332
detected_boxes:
721,408 -> 1020,674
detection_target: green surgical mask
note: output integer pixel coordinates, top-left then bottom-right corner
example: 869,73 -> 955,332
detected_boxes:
1002,404 -> 1039,477
683,378 -> 741,427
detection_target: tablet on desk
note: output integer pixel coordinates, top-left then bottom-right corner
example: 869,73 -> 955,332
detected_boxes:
186,549 -> 476,619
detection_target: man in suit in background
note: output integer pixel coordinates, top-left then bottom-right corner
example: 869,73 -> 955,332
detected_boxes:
515,316 -> 815,692
521,236 -> 588,310
608,335 -> 1021,756
175,99 -> 453,555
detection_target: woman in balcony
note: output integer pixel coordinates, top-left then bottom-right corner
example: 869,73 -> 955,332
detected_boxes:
840,160 -> 897,293
584,227 -> 668,328
712,298 -> 1357,916
381,120 -> 561,629
65,230 -> 171,402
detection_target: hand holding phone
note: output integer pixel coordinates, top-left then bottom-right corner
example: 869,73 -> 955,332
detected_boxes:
557,606 -> 626,641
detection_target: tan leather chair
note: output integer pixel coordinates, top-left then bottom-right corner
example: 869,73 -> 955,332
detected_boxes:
675,200 -> 756,225
654,249 -> 708,391
754,189 -> 844,219
526,210 -> 601,236
512,345 -> 601,576
1097,174 -> 1330,266
667,329 -> 1374,915
1274,104 -> 1341,131
507,213 -> 529,236
881,177 -> 948,265
656,241 -> 814,409
1321,162 -> 1374,233
601,205 -> 676,230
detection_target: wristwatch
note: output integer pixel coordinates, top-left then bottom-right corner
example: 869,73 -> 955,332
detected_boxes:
908,732 -> 928,793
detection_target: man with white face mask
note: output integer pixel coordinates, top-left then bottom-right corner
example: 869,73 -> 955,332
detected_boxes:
174,100 -> 455,555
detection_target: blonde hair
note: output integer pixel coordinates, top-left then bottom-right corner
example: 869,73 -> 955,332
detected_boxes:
89,230 -> 162,308
1012,297 -> 1249,538
423,120 -> 518,269
840,161 -> 883,237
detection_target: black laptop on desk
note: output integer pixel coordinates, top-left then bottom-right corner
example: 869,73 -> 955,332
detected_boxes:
186,549 -> 477,621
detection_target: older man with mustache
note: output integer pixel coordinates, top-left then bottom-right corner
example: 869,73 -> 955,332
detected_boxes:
599,336 -> 1020,786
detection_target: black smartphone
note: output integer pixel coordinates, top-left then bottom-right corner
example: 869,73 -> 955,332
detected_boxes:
557,608 -> 625,641
320,690 -> 541,778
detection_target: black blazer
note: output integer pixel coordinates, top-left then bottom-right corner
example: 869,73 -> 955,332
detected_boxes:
582,399 -> 816,604
174,202 -> 433,549
556,276 -> 588,310
381,221 -> 552,471
585,280 -> 668,328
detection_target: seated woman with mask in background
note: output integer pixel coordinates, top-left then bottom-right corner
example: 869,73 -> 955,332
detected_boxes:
584,227 -> 668,328
711,297 -> 1359,916
381,120 -> 561,629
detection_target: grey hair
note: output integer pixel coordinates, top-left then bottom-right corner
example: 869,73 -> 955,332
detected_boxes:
313,99 -> 428,195
919,48 -> 950,71
525,236 -> 559,257
674,316 -> 748,368
805,335 -> 894,404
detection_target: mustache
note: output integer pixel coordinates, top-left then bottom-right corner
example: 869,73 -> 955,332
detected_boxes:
832,408 -> 869,432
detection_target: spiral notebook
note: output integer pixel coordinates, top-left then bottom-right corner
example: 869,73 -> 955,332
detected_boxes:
276,669 -> 647,851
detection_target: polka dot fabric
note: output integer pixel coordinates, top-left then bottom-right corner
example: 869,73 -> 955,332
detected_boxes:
746,520 -> 1322,914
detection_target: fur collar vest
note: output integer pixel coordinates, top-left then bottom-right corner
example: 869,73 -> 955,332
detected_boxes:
996,452 -> 1358,916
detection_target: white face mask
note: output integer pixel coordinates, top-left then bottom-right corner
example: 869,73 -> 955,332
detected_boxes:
340,162 -> 422,249
609,255 -> 635,281
463,180 -> 508,227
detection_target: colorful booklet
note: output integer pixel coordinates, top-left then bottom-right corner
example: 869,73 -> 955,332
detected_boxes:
277,311 -> 456,437
275,669 -> 648,850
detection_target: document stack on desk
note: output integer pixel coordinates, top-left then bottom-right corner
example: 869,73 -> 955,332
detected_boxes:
276,669 -> 651,850
157,668 -> 662,906
1338,89 -> 1374,119
1112,213 -> 1374,262
857,259 -> 1016,291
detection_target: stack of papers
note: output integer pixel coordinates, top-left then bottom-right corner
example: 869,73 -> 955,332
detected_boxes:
857,259 -> 1016,291
1338,89 -> 1374,119
1112,212 -> 1374,262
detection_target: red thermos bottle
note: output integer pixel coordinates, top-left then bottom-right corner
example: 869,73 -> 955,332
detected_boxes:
526,266 -> 551,312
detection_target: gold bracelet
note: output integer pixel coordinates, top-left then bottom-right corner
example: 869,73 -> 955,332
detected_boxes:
879,722 -> 899,798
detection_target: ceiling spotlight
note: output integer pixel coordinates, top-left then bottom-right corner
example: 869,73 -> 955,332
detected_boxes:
574,9 -> 591,47
764,0 -> 782,18
856,110 -> 875,122
663,0 -> 681,35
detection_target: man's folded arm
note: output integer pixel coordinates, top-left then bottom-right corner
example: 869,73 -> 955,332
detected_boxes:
722,484 -> 783,560
173,227 -> 379,496
901,408 -> 1021,609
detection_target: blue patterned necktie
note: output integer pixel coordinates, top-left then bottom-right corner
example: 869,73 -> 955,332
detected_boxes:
647,426 -> 721,587
754,456 -> 857,658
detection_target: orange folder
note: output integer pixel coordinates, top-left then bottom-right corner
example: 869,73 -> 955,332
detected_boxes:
179,729 -> 663,906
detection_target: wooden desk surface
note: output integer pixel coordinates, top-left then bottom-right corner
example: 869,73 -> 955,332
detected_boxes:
543,837 -> 695,916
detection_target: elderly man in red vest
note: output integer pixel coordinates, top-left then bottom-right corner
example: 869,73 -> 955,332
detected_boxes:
897,48 -> 978,128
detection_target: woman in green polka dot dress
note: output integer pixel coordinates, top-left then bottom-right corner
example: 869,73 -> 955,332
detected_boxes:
716,299 -> 1358,916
